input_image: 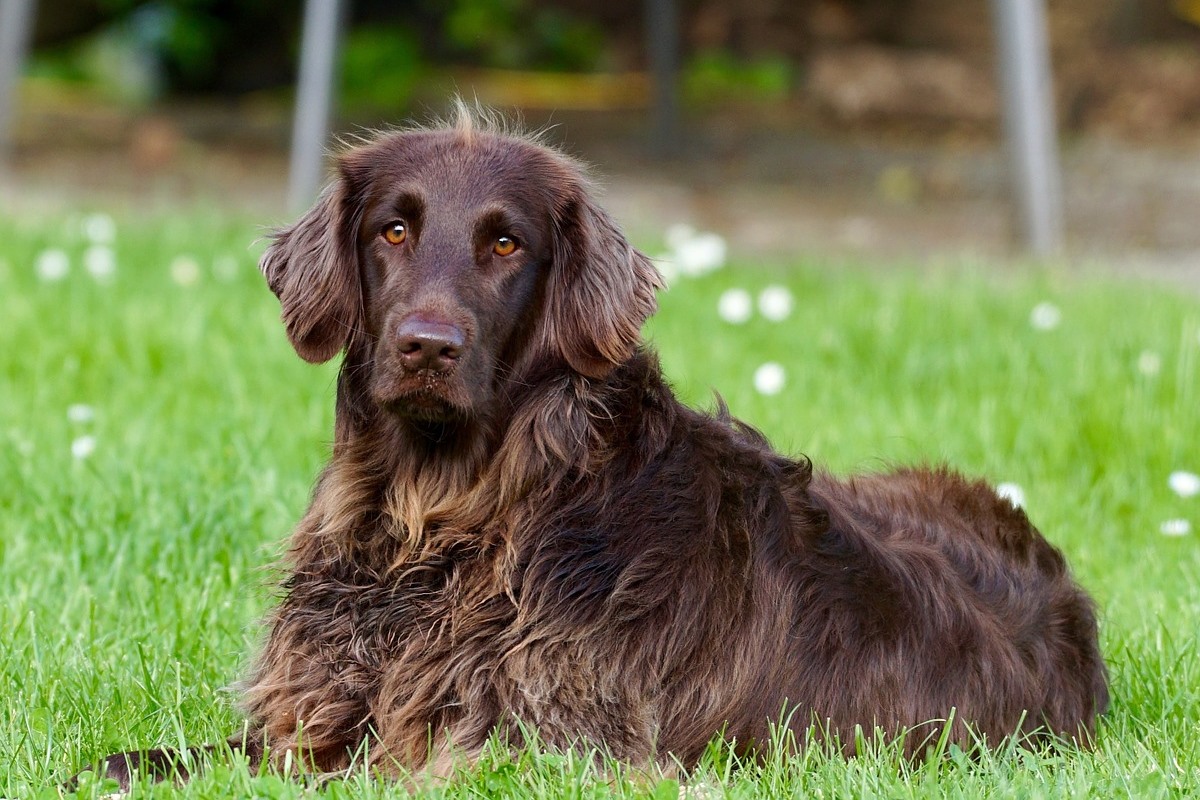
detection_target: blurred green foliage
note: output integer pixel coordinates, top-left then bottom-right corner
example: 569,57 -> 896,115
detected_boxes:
27,0 -> 615,116
683,50 -> 795,105
339,27 -> 425,114
25,0 -> 803,112
158,4 -> 223,83
440,0 -> 605,71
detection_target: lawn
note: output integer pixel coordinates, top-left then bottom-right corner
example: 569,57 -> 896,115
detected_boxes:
1,210 -> 1198,798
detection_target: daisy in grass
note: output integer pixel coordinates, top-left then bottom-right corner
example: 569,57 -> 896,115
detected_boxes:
1029,302 -> 1061,331
995,482 -> 1026,508
67,404 -> 95,424
717,288 -> 753,324
665,223 -> 727,277
82,212 -> 116,244
170,255 -> 201,286
1169,470 -> 1199,498
71,435 -> 97,460
84,245 -> 116,281
1160,519 -> 1191,537
35,249 -> 69,282
1137,350 -> 1161,377
652,255 -> 678,285
754,362 -> 786,396
758,285 -> 794,321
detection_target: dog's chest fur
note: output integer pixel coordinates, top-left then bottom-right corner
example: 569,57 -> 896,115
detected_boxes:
259,486 -> 684,769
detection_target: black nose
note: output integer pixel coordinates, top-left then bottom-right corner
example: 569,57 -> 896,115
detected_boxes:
395,318 -> 465,372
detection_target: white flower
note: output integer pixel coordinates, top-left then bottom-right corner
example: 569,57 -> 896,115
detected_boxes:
1160,519 -> 1191,537
1137,350 -> 1161,377
664,223 -> 696,251
996,482 -> 1026,508
1029,302 -> 1061,331
170,255 -> 201,286
753,362 -> 786,396
82,212 -> 116,244
661,224 -> 728,278
758,285 -> 794,322
35,249 -> 70,282
1168,470 -> 1200,498
717,288 -> 753,324
83,245 -> 116,281
674,233 -> 727,276
653,255 -> 679,285
71,435 -> 97,460
66,404 -> 95,424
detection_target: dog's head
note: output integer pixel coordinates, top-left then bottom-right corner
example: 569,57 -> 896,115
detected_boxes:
260,110 -> 661,428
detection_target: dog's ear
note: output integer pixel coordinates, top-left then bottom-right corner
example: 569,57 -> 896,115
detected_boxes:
259,171 -> 363,364
542,185 -> 663,379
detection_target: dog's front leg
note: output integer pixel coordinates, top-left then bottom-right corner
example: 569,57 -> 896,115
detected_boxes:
63,729 -> 265,793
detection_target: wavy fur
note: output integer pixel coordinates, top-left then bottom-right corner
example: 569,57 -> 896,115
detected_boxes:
80,109 -> 1107,790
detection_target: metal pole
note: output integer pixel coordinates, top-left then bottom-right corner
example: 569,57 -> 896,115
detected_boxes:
0,0 -> 37,168
990,0 -> 1064,256
288,0 -> 343,213
645,0 -> 679,158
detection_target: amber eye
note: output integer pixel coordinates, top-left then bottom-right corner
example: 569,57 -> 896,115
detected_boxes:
493,236 -> 518,257
382,221 -> 407,245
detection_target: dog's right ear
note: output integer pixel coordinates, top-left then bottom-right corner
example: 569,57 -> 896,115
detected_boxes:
259,172 -> 363,364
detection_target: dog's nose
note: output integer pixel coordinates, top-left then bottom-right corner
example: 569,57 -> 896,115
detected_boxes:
395,318 -> 465,372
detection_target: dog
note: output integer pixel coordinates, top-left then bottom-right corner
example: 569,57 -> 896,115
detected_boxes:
80,107 -> 1107,790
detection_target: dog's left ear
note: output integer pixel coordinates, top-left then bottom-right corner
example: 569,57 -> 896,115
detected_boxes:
259,171 -> 363,364
542,185 -> 663,379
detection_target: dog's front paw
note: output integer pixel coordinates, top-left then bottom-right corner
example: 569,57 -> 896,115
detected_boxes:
63,747 -> 193,794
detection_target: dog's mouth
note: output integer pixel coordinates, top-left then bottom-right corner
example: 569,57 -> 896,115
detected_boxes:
374,371 -> 471,424
385,389 -> 467,423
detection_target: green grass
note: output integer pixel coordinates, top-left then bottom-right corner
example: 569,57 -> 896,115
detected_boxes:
1,210 -> 1198,798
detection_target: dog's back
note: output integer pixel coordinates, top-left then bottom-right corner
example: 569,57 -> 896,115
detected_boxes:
786,467 -> 1109,752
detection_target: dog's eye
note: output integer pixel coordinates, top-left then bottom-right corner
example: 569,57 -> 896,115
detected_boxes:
382,221 -> 407,245
493,236 -> 518,257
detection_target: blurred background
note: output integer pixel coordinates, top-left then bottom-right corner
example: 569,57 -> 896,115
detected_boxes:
3,0 -> 1200,279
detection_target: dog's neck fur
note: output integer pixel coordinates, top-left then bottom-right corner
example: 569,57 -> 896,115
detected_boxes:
310,348 -> 666,565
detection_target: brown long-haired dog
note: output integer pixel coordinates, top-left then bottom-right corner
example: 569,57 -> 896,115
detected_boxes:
84,108 -> 1107,789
